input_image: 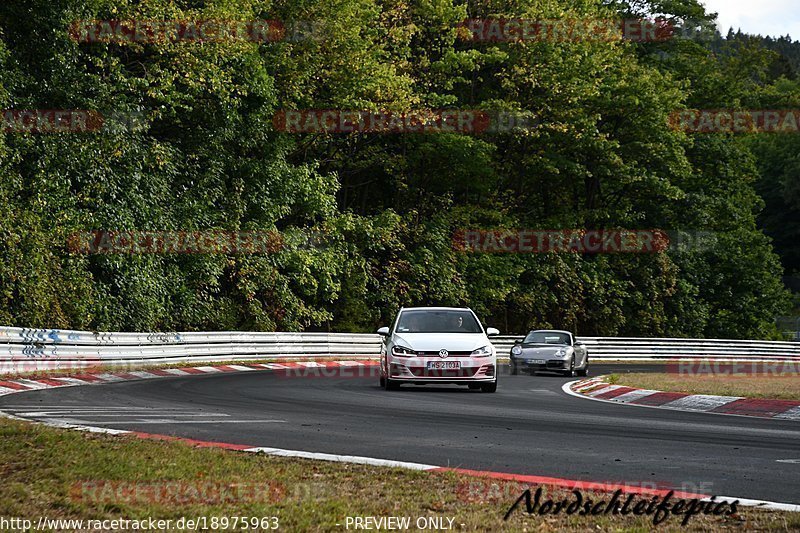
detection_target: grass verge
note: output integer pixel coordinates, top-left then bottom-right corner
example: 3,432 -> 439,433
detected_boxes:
608,373 -> 800,401
0,417 -> 798,531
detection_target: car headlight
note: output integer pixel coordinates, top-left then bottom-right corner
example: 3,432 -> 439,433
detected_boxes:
555,348 -> 568,357
391,345 -> 415,357
511,345 -> 522,355
472,345 -> 493,357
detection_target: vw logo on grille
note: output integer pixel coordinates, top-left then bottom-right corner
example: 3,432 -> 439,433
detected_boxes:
438,349 -> 449,359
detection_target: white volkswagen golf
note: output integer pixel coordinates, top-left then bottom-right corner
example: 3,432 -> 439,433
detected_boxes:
377,307 -> 499,392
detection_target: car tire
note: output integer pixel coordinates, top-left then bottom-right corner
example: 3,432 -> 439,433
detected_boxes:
379,375 -> 386,388
480,380 -> 497,393
565,358 -> 577,378
510,362 -> 518,375
577,361 -> 589,377
384,376 -> 400,390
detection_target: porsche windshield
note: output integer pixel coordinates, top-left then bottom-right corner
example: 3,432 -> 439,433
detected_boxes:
396,310 -> 482,333
523,331 -> 571,345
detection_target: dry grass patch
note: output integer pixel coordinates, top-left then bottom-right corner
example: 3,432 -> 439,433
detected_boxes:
609,373 -> 800,401
0,417 -> 798,531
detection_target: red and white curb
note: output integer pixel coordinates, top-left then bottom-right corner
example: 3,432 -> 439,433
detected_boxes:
0,360 -> 379,396
565,377 -> 800,421
0,364 -> 799,513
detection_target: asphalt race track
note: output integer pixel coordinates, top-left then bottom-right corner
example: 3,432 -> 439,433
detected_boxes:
2,364 -> 799,505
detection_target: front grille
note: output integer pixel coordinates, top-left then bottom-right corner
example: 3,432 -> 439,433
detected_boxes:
415,351 -> 473,357
546,360 -> 566,368
409,367 -> 477,378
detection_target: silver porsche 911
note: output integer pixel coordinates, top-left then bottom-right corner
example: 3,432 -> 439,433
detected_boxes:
509,330 -> 588,377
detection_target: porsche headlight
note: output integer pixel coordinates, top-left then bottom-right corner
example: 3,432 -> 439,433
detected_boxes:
511,345 -> 522,355
472,345 -> 493,357
555,348 -> 568,357
391,345 -> 415,357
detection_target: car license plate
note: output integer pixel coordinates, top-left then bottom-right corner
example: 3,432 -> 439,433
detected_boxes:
528,359 -> 545,364
427,361 -> 461,370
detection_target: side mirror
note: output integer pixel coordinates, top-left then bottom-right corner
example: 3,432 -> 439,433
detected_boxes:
486,327 -> 500,336
377,327 -> 390,336
574,341 -> 583,347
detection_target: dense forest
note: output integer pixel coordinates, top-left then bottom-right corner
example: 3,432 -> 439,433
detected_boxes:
0,0 -> 797,337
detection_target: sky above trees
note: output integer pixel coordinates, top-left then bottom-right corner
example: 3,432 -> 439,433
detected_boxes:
703,0 -> 800,38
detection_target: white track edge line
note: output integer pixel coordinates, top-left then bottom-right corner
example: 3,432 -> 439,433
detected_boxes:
243,447 -> 438,470
713,497 -> 800,513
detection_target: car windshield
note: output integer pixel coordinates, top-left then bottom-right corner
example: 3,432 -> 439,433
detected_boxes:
396,310 -> 483,333
523,331 -> 571,345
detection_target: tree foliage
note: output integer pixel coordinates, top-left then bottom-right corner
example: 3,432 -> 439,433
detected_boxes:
0,0 -> 792,337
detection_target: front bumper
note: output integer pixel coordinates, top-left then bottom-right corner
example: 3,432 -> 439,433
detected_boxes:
512,358 -> 569,372
388,357 -> 496,383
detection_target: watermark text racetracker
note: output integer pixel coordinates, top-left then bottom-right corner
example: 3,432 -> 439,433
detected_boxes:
2,110 -> 103,133
458,18 -> 673,43
273,109 -> 537,134
69,18 -> 673,45
459,479 -> 717,504
70,19 -> 287,43
0,516 -> 279,531
668,360 -> 800,376
67,230 -> 284,255
670,109 -> 800,133
453,229 -> 717,254
71,480 -> 285,505
1,109 -> 147,134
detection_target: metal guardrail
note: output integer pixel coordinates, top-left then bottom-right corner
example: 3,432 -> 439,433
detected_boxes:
492,336 -> 800,360
0,327 -> 381,372
0,326 -> 798,373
